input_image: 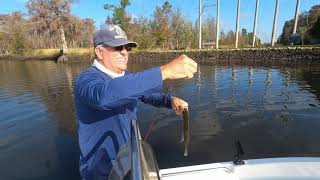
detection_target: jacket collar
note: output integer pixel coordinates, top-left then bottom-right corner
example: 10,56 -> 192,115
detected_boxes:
92,59 -> 125,79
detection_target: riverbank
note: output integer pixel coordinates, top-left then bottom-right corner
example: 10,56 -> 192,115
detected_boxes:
0,48 -> 93,62
130,47 -> 320,66
1,47 -> 320,66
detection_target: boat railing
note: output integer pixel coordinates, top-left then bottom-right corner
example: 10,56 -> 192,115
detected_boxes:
131,120 -> 160,180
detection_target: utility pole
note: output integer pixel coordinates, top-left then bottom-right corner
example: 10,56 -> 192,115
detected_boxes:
216,0 -> 220,49
235,0 -> 240,48
293,0 -> 300,35
252,0 -> 259,47
271,0 -> 279,46
199,0 -> 202,49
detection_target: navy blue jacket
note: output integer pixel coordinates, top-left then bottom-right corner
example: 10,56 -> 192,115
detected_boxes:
74,66 -> 172,180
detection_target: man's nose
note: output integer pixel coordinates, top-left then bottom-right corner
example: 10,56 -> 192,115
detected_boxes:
120,48 -> 129,55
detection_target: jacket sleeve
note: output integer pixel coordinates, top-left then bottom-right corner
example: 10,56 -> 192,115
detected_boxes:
139,93 -> 172,109
75,67 -> 163,110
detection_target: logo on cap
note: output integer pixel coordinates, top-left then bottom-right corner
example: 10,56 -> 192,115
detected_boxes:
107,25 -> 127,39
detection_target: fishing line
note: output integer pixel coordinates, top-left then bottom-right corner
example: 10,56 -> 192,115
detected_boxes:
143,80 -> 172,142
143,1 -> 211,141
143,65 -> 201,143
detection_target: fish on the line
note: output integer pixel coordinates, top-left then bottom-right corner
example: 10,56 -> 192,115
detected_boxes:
181,107 -> 190,156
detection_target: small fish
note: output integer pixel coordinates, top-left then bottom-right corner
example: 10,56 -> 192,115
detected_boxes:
181,108 -> 190,156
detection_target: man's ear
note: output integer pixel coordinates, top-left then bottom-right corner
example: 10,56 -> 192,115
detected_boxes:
95,47 -> 103,60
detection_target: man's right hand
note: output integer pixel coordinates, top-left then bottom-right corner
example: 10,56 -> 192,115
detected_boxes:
160,55 -> 198,80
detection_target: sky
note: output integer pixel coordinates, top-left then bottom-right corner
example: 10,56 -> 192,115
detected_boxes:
1,0 -> 319,43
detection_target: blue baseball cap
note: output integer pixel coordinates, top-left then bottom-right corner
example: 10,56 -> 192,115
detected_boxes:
93,24 -> 137,48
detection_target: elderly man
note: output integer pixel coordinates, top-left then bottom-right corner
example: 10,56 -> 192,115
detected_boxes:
74,25 -> 197,180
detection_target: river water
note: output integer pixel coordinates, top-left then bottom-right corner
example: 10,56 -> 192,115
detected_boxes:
0,60 -> 320,179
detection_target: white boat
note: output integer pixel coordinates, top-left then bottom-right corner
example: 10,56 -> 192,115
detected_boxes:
110,121 -> 320,180
160,157 -> 320,180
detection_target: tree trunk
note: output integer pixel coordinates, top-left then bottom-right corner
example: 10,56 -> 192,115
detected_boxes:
60,28 -> 68,54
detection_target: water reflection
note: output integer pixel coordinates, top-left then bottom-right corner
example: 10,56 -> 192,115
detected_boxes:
0,60 -> 86,179
231,67 -> 237,104
210,66 -> 217,96
0,60 -> 320,179
195,66 -> 201,104
143,64 -> 320,168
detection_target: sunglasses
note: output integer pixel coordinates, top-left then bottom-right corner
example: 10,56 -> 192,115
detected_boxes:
113,45 -> 132,52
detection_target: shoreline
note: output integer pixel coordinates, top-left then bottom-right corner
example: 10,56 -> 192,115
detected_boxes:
1,47 -> 320,66
130,47 -> 320,66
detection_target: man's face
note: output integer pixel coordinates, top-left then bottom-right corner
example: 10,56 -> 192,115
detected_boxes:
95,45 -> 132,74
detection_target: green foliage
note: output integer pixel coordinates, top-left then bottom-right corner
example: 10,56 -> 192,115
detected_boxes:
278,5 -> 320,45
202,17 -> 216,43
104,0 -> 131,32
0,31 -> 9,54
122,1 -> 261,50
309,17 -> 320,39
278,21 -> 294,44
128,17 -> 155,49
0,12 -> 30,55
26,0 -> 72,52
0,0 -> 95,54
170,9 -> 194,49
26,0 -> 71,30
152,1 -> 172,49
13,31 -> 29,55
0,0 -> 270,54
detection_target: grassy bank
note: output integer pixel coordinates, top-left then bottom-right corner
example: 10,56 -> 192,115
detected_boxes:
26,48 -> 93,57
4,44 -> 320,56
1,45 -> 320,63
0,48 -> 94,61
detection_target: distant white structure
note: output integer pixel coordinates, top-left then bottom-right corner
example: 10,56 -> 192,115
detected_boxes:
199,0 -> 202,49
271,0 -> 279,46
235,0 -> 241,48
203,41 -> 215,49
252,0 -> 259,47
293,0 -> 300,35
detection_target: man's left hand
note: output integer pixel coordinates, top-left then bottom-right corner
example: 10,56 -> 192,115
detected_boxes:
171,96 -> 188,115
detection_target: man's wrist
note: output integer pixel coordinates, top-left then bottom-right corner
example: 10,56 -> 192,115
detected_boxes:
160,65 -> 168,80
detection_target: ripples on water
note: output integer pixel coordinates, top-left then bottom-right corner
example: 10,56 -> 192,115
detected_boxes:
0,61 -> 80,180
0,60 -> 320,179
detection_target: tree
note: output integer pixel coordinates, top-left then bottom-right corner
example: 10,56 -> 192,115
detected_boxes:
309,17 -> 320,39
308,5 -> 320,25
224,30 -> 235,45
1,0 -> 95,53
0,14 -> 11,54
278,20 -> 294,44
0,12 -> 29,55
278,5 -> 320,45
202,17 -> 216,44
104,0 -> 131,32
162,1 -> 172,18
26,0 -> 72,53
168,9 -> 195,50
308,5 -> 320,42
171,9 -> 185,49
80,18 -> 95,47
105,15 -> 113,25
219,29 -> 225,44
128,16 -> 155,49
152,1 -> 172,49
